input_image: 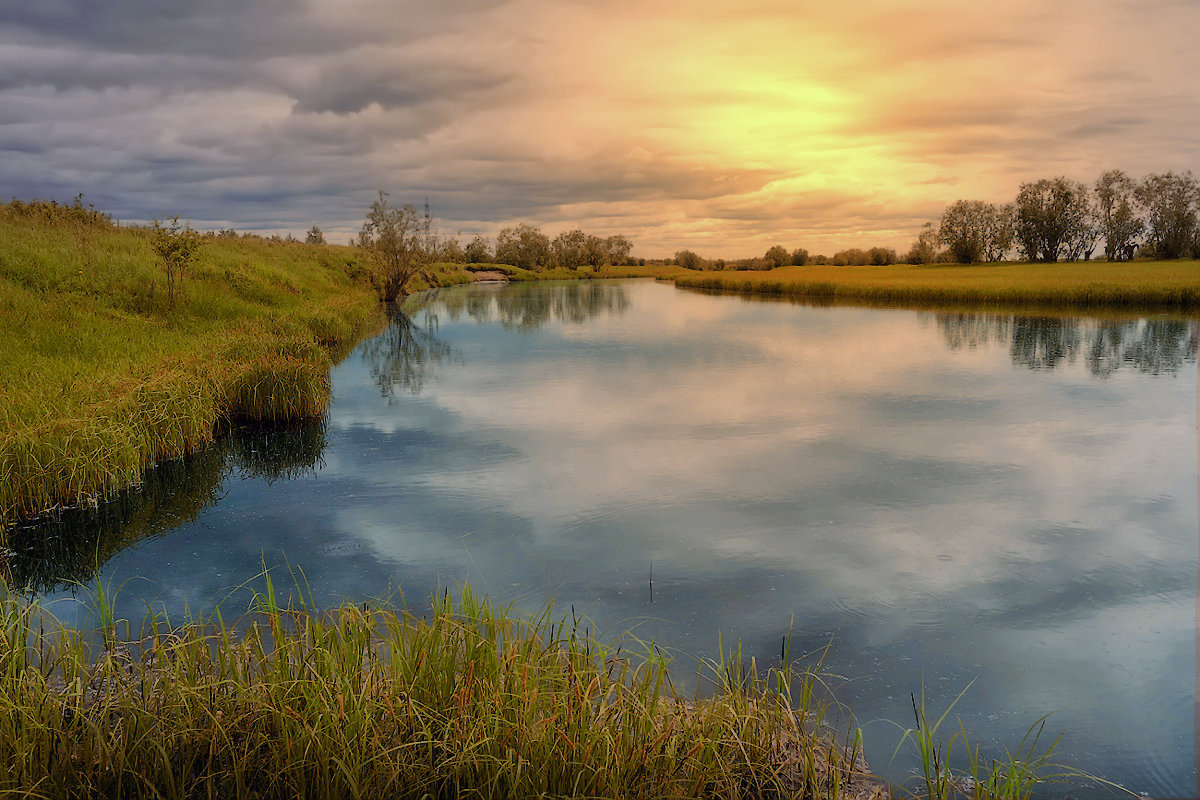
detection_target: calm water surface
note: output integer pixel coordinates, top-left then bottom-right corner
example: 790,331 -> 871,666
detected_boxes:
11,280 -> 1198,798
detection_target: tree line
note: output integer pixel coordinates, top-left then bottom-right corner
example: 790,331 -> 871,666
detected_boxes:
668,244 -> 900,270
915,170 -> 1200,264
354,192 -> 642,302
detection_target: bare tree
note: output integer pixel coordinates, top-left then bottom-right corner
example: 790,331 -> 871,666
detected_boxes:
357,191 -> 435,303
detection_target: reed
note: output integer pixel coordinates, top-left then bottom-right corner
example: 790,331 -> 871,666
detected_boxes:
0,203 -> 384,528
673,262 -> 1200,311
0,580 -> 887,800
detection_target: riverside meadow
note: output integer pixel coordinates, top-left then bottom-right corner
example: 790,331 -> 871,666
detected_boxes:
2,200 -> 1195,799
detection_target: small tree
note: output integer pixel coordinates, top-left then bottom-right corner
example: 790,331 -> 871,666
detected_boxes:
790,248 -> 809,266
763,245 -> 790,269
151,215 -> 202,308
674,249 -> 704,270
305,225 -> 326,245
495,223 -> 551,270
1136,171 -> 1199,259
358,191 -> 435,303
938,200 -> 989,263
464,235 -> 492,263
605,235 -> 633,267
905,222 -> 940,264
1094,169 -> 1142,261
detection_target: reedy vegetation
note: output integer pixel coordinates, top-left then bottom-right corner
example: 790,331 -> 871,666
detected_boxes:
0,580 -> 884,800
672,260 -> 1200,310
0,200 -> 381,529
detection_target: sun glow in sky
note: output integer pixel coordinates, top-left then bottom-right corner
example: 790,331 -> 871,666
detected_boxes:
2,0 -> 1198,255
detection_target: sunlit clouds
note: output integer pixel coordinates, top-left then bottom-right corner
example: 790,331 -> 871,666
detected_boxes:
2,0 -> 1197,255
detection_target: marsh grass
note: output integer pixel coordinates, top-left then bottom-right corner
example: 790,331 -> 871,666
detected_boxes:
674,262 -> 1200,311
892,685 -> 1085,800
0,203 -> 383,528
0,580 -> 888,799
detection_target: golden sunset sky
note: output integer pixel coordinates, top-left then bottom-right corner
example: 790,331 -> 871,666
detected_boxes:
2,0 -> 1197,255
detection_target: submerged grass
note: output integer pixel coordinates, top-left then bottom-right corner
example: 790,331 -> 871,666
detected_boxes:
673,261 -> 1200,311
0,580 -> 887,799
0,204 -> 383,527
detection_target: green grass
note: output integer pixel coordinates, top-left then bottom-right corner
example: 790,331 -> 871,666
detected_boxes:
673,261 -> 1200,311
0,580 -> 885,800
0,203 -> 384,528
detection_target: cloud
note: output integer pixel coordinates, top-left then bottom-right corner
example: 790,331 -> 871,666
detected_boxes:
1,0 -> 1198,254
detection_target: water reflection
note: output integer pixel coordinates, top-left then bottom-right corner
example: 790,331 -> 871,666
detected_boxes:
363,312 -> 454,398
934,313 -> 1195,375
5,420 -> 328,593
428,281 -> 630,329
13,282 -> 1197,798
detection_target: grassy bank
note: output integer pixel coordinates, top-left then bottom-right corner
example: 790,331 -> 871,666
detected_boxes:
673,261 -> 1200,310
0,581 -> 887,800
0,202 -> 382,528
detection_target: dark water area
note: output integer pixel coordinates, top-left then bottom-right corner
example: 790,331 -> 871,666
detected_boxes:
9,280 -> 1198,798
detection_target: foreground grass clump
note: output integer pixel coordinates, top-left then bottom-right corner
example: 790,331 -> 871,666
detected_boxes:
673,261 -> 1200,310
0,582 -> 884,800
0,202 -> 382,526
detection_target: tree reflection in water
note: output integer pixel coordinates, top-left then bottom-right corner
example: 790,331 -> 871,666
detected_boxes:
363,311 -> 454,399
934,313 -> 1195,376
424,282 -> 630,331
4,420 -> 328,594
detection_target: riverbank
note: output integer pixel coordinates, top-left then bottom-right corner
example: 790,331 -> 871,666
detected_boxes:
0,203 -> 383,529
0,579 -> 880,799
673,261 -> 1200,311
0,202 -> 698,530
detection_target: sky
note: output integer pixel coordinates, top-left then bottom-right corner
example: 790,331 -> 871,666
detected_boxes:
2,0 -> 1198,257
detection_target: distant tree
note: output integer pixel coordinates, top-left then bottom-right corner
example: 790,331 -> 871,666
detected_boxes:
495,223 -> 551,270
1014,178 -> 1091,263
905,222 -> 940,264
938,200 -> 989,263
463,235 -> 492,263
150,215 -> 202,309
305,225 -> 326,245
981,203 -> 1015,262
1135,171 -> 1199,259
1062,189 -> 1099,262
357,190 -> 435,303
790,248 -> 809,266
551,229 -> 589,269
868,246 -> 897,265
440,236 -> 466,263
605,235 -> 634,266
1094,169 -> 1142,261
674,249 -> 704,270
583,234 -> 609,271
763,245 -> 790,269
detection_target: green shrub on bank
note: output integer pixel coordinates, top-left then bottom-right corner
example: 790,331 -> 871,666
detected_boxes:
0,203 -> 382,526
